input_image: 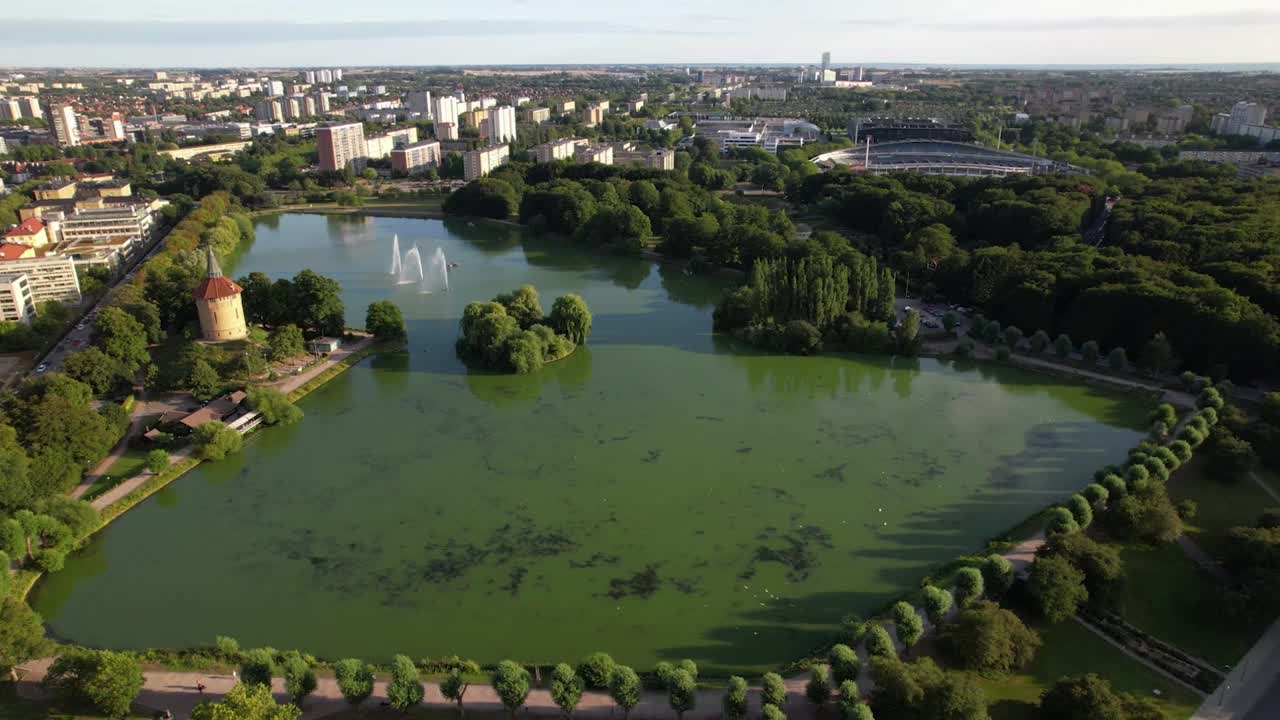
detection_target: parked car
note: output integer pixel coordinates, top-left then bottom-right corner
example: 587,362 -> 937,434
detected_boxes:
36,363 -> 48,373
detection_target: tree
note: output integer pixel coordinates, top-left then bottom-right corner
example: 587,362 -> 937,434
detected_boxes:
441,670 -> 470,717
953,567 -> 985,608
334,658 -> 375,708
549,294 -> 592,344
492,660 -> 531,719
1029,330 -> 1050,353
1208,427 -> 1258,482
366,301 -> 407,340
266,324 -> 305,361
1139,332 -> 1175,375
246,387 -> 302,426
829,644 -> 860,684
922,585 -> 953,626
864,623 -> 897,659
282,653 -> 317,707
1046,506 -> 1080,536
1081,340 -> 1100,365
193,421 -> 243,461
1107,347 -> 1127,371
667,668 -> 697,720
1003,325 -> 1024,349
239,648 -> 275,688
191,683 -> 301,720
1054,334 -> 1074,359
44,648 -> 144,719
187,358 -> 222,402
837,680 -> 873,720
762,705 -> 787,720
981,555 -> 1015,596
0,599 -> 51,681
609,665 -> 641,720
145,449 -> 169,474
443,178 -> 520,218
576,652 -> 615,690
761,672 -> 787,707
1066,494 -> 1094,528
387,654 -> 424,712
1263,392 -> 1280,426
940,600 -> 1041,674
923,673 -> 988,720
1150,403 -> 1178,428
95,307 -> 150,376
64,348 -> 124,394
550,663 -> 584,718
1030,554 -> 1089,622
1044,534 -> 1125,611
806,665 -> 832,707
723,675 -> 749,720
1038,674 -> 1126,720
892,602 -> 924,651
1198,387 -> 1225,410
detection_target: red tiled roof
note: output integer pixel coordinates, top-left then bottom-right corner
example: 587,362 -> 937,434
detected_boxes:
0,243 -> 32,261
4,218 -> 44,237
193,275 -> 243,300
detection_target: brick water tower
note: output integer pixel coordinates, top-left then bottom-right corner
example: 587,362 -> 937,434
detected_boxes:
193,246 -> 247,342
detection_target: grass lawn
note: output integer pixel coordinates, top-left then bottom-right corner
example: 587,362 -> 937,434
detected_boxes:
1167,458 -> 1278,558
0,684 -> 151,720
1116,542 -> 1261,669
977,616 -> 1201,720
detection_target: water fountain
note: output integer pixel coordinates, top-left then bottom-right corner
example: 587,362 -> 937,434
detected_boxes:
424,247 -> 450,293
389,237 -> 447,293
399,245 -> 425,287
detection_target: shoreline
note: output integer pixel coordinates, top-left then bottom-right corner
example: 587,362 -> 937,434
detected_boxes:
17,338 -> 383,606
14,210 -> 1180,686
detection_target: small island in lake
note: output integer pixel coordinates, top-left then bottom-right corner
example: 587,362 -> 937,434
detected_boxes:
456,285 -> 592,373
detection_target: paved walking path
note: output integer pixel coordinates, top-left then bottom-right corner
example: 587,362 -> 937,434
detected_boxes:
1248,471 -> 1280,503
75,337 -> 373,514
14,660 -> 823,720
271,335 -> 372,397
1193,616 -> 1280,720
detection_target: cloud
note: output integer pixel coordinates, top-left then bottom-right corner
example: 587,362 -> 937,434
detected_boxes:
3,18 -> 713,46
839,10 -> 1280,32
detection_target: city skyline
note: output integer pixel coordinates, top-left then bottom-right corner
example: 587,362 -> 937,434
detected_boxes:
1,1 -> 1279,67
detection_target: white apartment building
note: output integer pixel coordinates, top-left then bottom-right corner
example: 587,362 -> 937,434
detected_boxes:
255,98 -> 284,123
435,122 -> 459,141
433,95 -> 461,129
0,274 -> 36,324
488,106 -> 517,144
532,138 -> 586,163
58,202 -> 159,245
479,97 -> 497,110
0,255 -> 81,304
365,127 -> 419,160
575,145 -> 614,165
50,104 -> 80,146
463,145 -> 511,181
265,80 -> 285,96
406,91 -> 433,117
391,141 -> 443,175
525,107 -> 551,124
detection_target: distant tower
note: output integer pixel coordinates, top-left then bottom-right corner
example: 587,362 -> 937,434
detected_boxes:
193,246 -> 247,342
821,51 -> 831,79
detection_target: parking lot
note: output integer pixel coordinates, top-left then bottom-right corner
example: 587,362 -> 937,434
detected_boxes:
895,298 -> 972,336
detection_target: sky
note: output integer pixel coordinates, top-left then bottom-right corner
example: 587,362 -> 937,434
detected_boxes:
1,0 -> 1278,68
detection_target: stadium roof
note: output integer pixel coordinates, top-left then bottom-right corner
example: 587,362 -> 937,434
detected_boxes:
812,140 -> 1081,177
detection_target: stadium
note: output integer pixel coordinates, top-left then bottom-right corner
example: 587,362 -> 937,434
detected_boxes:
811,140 -> 1081,177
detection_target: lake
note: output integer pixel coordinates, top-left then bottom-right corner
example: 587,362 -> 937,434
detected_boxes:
31,213 -> 1149,674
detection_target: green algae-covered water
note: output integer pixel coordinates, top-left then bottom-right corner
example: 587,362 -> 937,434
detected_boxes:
31,214 -> 1149,674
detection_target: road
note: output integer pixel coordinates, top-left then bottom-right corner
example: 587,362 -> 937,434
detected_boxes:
31,229 -> 163,377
